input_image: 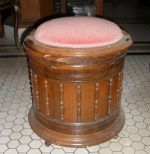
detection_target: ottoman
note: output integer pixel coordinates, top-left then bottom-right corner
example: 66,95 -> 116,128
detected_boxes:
24,17 -> 132,147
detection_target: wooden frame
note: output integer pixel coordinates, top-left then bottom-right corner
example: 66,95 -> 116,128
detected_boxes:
0,0 -> 20,48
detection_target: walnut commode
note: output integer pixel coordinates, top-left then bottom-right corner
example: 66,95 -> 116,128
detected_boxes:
24,17 -> 132,147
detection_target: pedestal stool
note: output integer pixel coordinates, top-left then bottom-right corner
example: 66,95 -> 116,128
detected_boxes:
24,17 -> 132,147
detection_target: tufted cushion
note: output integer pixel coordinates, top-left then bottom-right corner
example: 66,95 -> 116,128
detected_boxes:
34,17 -> 123,48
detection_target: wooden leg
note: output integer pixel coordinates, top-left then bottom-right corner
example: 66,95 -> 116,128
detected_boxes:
13,2 -> 20,49
0,14 -> 4,37
45,141 -> 51,147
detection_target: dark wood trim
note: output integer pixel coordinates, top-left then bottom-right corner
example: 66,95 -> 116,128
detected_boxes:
130,42 -> 150,50
13,0 -> 20,48
61,0 -> 67,15
0,0 -> 20,48
0,14 -> 4,37
109,17 -> 150,24
95,0 -> 103,16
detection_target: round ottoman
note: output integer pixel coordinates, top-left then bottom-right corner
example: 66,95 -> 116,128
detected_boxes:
24,17 -> 132,147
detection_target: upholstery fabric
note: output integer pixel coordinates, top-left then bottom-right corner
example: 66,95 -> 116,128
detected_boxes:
34,17 -> 123,48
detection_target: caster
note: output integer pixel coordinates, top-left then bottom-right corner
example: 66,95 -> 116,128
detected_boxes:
114,135 -> 118,139
45,141 -> 51,147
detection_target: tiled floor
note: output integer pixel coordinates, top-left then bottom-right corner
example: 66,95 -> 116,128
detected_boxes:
0,55 -> 150,154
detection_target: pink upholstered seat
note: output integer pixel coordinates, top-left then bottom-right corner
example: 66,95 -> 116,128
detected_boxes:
34,17 -> 123,48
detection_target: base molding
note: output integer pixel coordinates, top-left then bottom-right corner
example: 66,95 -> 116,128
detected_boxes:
28,107 -> 125,147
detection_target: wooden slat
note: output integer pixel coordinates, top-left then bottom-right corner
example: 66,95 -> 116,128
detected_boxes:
63,83 -> 77,122
80,83 -> 95,121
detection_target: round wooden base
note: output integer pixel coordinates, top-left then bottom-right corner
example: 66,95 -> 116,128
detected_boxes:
28,107 -> 125,147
